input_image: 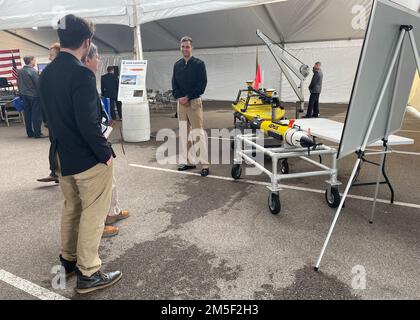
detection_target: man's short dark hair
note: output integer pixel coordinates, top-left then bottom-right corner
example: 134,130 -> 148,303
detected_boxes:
315,61 -> 322,65
23,56 -> 34,65
57,14 -> 95,50
107,66 -> 114,73
181,36 -> 193,45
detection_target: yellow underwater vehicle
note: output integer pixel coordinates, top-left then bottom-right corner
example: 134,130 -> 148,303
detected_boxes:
230,31 -> 339,216
232,82 -> 315,149
231,29 -> 315,149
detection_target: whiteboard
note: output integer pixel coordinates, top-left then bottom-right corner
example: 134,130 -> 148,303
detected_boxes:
338,0 -> 420,159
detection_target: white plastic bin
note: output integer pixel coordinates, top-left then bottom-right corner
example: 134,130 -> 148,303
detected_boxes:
121,101 -> 151,142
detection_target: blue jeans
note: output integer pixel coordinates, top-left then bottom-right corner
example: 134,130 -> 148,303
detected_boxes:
22,95 -> 42,137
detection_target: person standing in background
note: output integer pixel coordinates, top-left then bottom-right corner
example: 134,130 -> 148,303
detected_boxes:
38,43 -> 61,183
18,56 -> 45,138
172,36 -> 210,177
48,43 -> 60,62
101,66 -> 122,120
305,61 -> 323,118
39,14 -> 121,294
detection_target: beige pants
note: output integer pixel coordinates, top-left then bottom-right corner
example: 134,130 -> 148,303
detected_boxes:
178,98 -> 209,169
56,157 -> 113,277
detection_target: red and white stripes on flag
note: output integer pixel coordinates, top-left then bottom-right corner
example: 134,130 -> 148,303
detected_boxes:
0,49 -> 21,85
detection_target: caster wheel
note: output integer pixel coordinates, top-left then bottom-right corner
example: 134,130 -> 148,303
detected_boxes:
268,192 -> 281,215
231,164 -> 242,180
325,187 -> 341,208
281,159 -> 289,174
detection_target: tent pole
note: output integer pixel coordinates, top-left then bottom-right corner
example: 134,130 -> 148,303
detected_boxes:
135,24 -> 143,60
132,0 -> 144,60
315,27 -> 407,271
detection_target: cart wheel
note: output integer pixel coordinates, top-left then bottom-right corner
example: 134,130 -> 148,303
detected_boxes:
268,192 -> 281,215
231,164 -> 242,180
325,187 -> 341,208
281,159 -> 290,174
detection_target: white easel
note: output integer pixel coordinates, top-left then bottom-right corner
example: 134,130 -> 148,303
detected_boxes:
315,25 -> 420,271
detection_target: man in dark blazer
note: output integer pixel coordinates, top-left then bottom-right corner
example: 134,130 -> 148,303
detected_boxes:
101,66 -> 122,120
305,61 -> 323,118
38,14 -> 122,294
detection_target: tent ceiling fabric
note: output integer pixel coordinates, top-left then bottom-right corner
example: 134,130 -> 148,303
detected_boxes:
0,0 -> 130,30
142,0 -> 373,51
0,0 -> 287,30
137,0 -> 289,24
0,0 -> 377,54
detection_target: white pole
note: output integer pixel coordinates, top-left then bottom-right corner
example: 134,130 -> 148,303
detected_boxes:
315,157 -> 362,270
135,24 -> 143,60
132,0 -> 143,60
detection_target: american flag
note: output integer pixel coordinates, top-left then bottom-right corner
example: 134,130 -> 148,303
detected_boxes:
0,49 -> 21,85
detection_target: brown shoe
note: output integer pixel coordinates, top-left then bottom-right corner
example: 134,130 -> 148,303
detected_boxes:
102,226 -> 119,238
105,215 -> 118,226
116,210 -> 130,221
105,210 -> 130,225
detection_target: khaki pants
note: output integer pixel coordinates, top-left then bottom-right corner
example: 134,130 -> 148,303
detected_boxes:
178,98 -> 209,169
56,156 -> 113,277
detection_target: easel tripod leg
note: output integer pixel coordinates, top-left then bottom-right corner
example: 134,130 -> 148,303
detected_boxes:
315,157 -> 362,271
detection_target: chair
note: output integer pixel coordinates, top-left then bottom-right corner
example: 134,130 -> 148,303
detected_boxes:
0,78 -> 21,126
0,77 -> 16,94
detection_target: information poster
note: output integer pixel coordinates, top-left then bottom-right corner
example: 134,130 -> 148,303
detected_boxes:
118,60 -> 148,103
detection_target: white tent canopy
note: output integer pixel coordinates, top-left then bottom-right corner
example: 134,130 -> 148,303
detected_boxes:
0,0 -> 293,30
0,0 -> 418,102
1,0 -> 374,54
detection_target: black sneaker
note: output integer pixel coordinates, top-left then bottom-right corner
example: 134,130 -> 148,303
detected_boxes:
178,165 -> 196,171
37,174 -> 59,183
76,270 -> 122,294
34,133 -> 48,139
59,255 -> 77,278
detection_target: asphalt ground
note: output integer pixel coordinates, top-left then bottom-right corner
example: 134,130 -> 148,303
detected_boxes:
0,101 -> 419,300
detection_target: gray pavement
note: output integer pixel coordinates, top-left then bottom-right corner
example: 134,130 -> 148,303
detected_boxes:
0,102 -> 419,300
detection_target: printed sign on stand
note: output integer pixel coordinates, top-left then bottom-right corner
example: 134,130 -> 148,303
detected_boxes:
118,60 -> 148,103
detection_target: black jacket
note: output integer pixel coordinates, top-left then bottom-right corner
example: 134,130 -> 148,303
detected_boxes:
309,69 -> 323,94
172,57 -> 207,100
17,65 -> 39,97
101,73 -> 119,99
39,52 -> 112,176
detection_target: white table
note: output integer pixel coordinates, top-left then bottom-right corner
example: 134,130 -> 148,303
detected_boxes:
294,118 -> 414,146
294,118 -> 414,205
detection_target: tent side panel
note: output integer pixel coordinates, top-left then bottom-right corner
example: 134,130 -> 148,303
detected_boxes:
144,40 -> 363,103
